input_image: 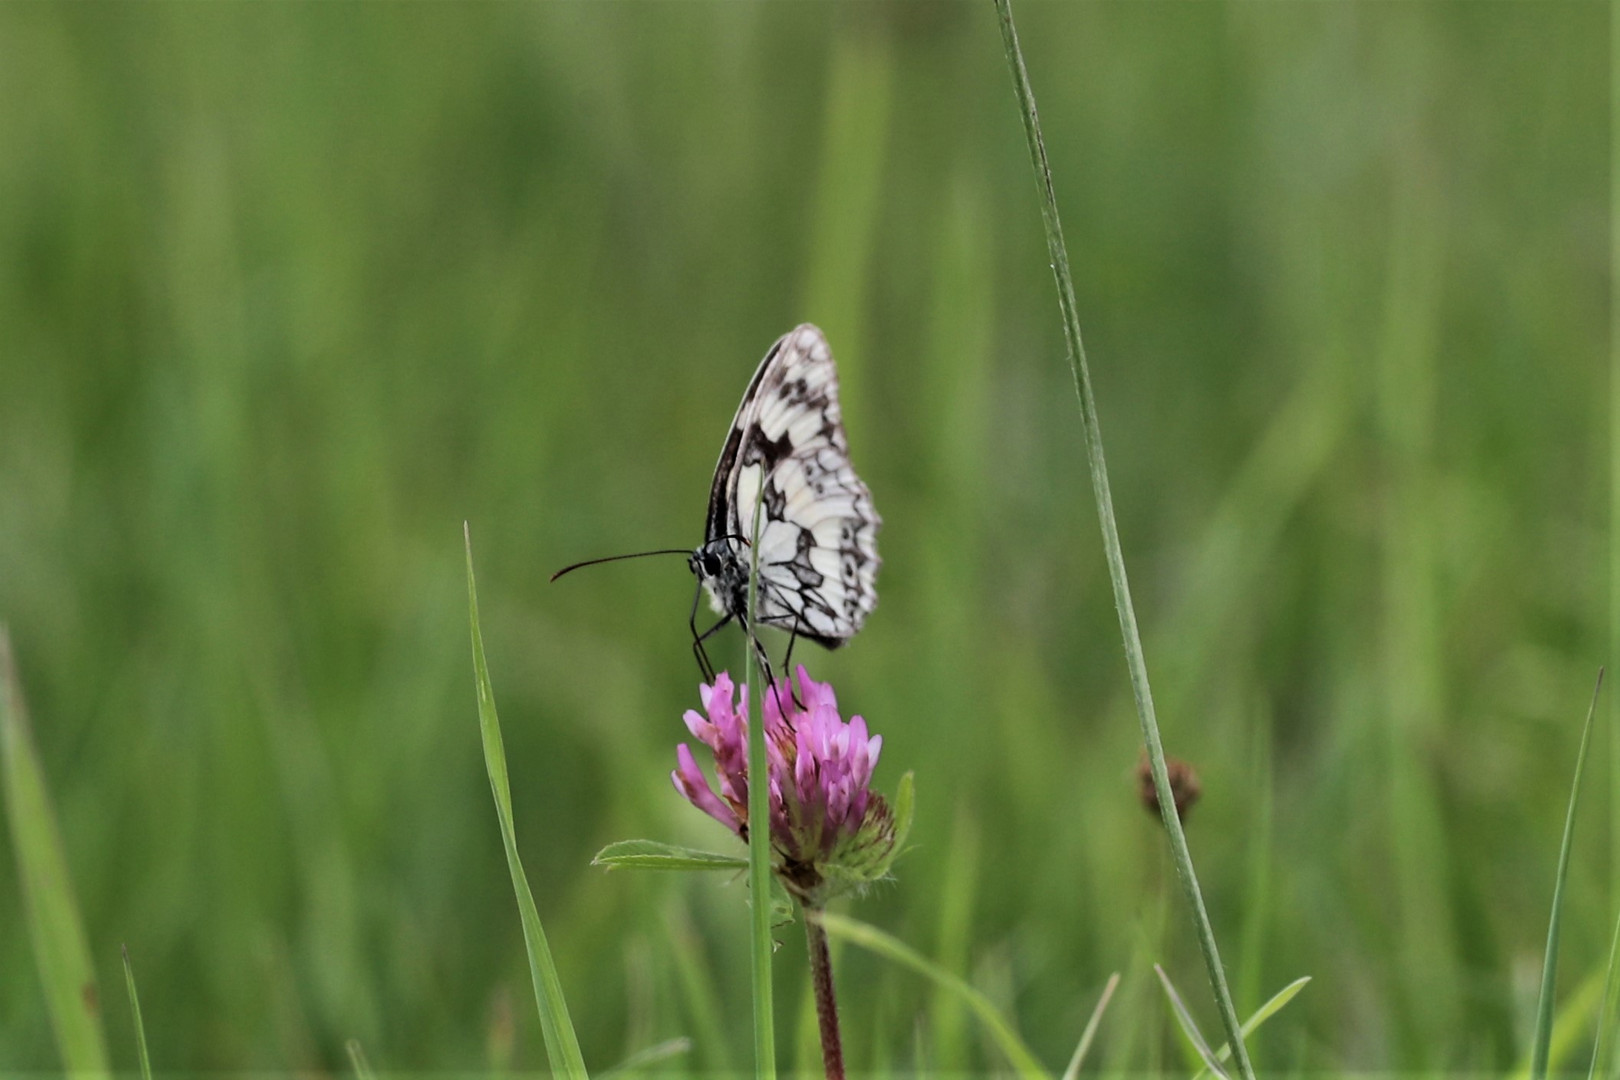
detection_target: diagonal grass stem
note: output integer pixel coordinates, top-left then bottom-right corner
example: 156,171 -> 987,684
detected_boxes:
991,3 -> 1255,1077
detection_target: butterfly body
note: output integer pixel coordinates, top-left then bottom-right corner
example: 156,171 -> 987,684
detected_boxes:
690,324 -> 880,672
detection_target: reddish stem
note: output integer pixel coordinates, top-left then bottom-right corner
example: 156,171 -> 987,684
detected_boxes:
804,908 -> 845,1080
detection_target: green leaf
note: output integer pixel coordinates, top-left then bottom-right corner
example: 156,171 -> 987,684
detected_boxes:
1194,977 -> 1312,1080
121,946 -> 152,1080
891,770 -> 915,853
1155,965 -> 1229,1080
817,911 -> 1050,1080
0,625 -> 111,1078
1531,670 -> 1604,1080
1059,972 -> 1119,1080
465,526 -> 589,1080
592,840 -> 747,873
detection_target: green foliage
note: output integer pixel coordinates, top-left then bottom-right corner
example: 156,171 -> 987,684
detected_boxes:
0,3 -> 1609,1072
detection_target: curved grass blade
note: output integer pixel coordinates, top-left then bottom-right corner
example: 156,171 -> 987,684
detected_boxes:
1194,977 -> 1312,1080
817,911 -> 1050,1079
0,625 -> 111,1078
592,840 -> 748,873
598,1036 -> 693,1079
1531,669 -> 1604,1080
1059,972 -> 1119,1080
1155,965 -> 1229,1080
464,526 -> 589,1079
989,4 -> 1255,1076
121,946 -> 152,1080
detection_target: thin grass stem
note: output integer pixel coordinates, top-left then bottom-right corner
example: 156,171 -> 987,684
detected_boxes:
1531,670 -> 1605,1080
990,3 -> 1255,1077
121,946 -> 153,1080
745,478 -> 777,1079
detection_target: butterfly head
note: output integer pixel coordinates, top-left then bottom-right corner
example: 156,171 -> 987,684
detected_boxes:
691,538 -> 750,618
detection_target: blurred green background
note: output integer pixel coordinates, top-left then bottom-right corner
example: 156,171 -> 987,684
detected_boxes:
0,2 -> 1611,1074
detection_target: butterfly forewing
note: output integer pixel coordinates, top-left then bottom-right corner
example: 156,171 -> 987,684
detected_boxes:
706,324 -> 880,647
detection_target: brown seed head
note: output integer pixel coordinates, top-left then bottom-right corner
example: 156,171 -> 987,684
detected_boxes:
1137,753 -> 1201,823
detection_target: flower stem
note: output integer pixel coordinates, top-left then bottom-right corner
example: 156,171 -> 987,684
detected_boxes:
745,476 -> 777,1079
990,3 -> 1256,1079
804,908 -> 845,1080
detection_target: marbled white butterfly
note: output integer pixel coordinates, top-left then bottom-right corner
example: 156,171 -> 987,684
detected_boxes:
553,324 -> 881,680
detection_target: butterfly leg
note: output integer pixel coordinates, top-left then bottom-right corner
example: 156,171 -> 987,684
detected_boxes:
755,633 -> 797,725
688,580 -> 732,683
780,622 -> 806,710
691,615 -> 733,683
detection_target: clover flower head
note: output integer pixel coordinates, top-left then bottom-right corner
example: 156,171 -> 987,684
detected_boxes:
671,666 -> 908,902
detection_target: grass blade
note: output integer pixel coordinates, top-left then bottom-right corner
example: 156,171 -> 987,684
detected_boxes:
0,624 -> 111,1078
1531,670 -> 1604,1080
464,526 -> 589,1079
121,946 -> 153,1080
1155,965 -> 1230,1080
1059,972 -> 1119,1080
592,840 -> 748,872
1195,977 -> 1312,1080
743,476 -> 777,1080
598,1036 -> 693,1078
346,1038 -> 377,1080
1589,905 -> 1620,1080
990,3 -> 1255,1077
817,911 -> 1050,1079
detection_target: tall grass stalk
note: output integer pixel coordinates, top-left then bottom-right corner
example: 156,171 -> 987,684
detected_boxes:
463,527 -> 589,1079
1530,670 -> 1604,1080
744,480 -> 777,1079
989,3 -> 1255,1077
0,624 -> 111,1078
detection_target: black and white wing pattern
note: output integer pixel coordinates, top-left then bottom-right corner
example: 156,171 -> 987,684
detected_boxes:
694,324 -> 880,648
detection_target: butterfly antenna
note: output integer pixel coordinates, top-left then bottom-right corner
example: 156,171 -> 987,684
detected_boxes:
549,548 -> 693,582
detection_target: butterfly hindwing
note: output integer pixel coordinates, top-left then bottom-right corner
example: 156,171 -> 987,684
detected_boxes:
705,325 -> 880,647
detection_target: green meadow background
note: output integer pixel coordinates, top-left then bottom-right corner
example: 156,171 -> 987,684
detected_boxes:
0,2 -> 1611,1074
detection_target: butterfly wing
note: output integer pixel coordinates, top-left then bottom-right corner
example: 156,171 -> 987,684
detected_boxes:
706,324 -> 880,646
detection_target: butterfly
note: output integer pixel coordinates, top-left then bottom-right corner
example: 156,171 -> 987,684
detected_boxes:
553,324 -> 881,681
